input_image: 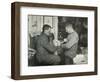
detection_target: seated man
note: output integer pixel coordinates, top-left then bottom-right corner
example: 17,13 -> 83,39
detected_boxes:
36,24 -> 61,65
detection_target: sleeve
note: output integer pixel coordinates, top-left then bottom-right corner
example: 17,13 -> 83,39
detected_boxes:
41,37 -> 57,53
62,33 -> 79,49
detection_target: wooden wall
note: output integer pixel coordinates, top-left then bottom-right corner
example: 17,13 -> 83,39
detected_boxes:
28,15 -> 58,47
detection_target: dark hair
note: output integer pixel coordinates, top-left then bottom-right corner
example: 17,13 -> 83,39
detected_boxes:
42,24 -> 51,32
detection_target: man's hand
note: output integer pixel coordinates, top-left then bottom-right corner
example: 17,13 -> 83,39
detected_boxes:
64,38 -> 68,42
53,40 -> 61,46
61,44 -> 66,49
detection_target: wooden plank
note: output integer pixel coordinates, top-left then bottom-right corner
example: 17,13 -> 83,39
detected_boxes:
44,16 -> 53,27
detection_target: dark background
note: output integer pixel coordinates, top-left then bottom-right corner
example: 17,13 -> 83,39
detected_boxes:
58,17 -> 88,48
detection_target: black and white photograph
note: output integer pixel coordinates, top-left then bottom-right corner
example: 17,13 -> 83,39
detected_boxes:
28,15 -> 88,66
11,2 -> 97,79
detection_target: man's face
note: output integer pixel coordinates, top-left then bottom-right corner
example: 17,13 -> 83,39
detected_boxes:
65,25 -> 72,33
45,28 -> 51,36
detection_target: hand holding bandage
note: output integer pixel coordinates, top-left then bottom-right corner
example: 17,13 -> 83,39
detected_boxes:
53,40 -> 61,46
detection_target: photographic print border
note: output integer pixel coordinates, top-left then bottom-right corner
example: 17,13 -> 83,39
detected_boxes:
11,2 -> 98,80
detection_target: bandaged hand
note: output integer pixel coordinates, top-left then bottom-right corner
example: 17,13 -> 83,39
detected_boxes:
64,38 -> 68,42
53,40 -> 61,46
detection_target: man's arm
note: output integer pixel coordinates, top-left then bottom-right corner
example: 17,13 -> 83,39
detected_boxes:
41,37 -> 57,53
62,34 -> 79,49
